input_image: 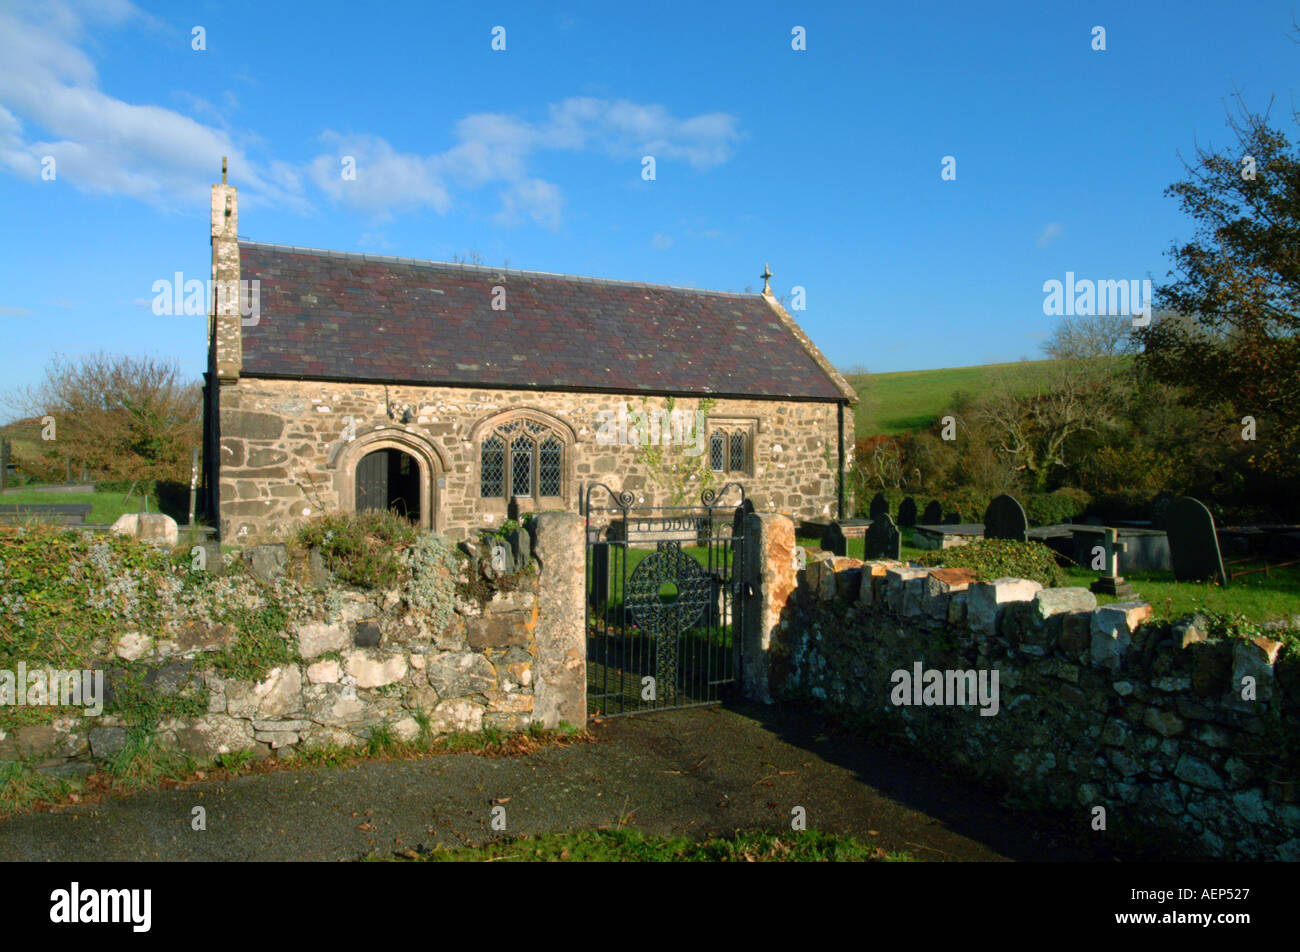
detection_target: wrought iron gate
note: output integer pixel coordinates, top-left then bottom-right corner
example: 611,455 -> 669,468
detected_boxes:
585,482 -> 750,718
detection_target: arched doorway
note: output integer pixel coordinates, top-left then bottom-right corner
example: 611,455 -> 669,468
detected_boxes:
355,448 -> 421,523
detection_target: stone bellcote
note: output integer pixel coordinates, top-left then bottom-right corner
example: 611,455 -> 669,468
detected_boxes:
211,157 -> 241,383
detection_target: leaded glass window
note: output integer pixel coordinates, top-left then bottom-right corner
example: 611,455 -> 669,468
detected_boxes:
479,418 -> 565,501
511,434 -> 534,497
729,431 -> 745,472
539,437 -> 563,496
710,432 -> 725,472
480,435 -> 505,497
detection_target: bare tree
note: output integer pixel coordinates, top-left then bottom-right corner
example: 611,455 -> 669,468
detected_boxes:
971,360 -> 1121,491
1042,313 -> 1139,360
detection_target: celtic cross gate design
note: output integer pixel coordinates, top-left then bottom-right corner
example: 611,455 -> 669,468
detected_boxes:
624,542 -> 713,702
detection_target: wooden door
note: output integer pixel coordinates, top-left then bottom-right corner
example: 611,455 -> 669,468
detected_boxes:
356,450 -> 389,513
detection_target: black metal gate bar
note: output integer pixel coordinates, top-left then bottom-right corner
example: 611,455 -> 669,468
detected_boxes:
584,482 -> 747,718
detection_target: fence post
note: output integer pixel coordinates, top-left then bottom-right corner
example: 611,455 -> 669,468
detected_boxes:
741,513 -> 798,704
0,438 -> 8,493
532,511 -> 586,728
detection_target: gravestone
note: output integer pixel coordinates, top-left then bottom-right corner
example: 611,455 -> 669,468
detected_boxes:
943,512 -> 960,525
864,512 -> 901,560
1083,527 -> 1135,597
983,494 -> 1028,543
1167,496 -> 1227,585
921,500 -> 943,525
898,497 -> 917,527
869,493 -> 889,520
1151,491 -> 1176,531
822,520 -> 848,557
731,497 -> 755,542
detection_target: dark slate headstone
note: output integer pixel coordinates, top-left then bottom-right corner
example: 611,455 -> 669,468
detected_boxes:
864,513 -> 901,560
921,501 -> 943,525
1167,496 -> 1227,585
983,494 -> 1028,542
869,493 -> 889,520
731,497 -> 755,541
1151,491 -> 1176,531
943,512 -> 960,525
508,526 -> 531,567
822,520 -> 847,557
898,497 -> 917,527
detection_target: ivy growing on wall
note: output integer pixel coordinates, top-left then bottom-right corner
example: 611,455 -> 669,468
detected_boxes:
629,395 -> 719,506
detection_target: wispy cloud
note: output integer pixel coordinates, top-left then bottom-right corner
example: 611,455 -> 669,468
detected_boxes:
0,305 -> 34,317
1036,221 -> 1065,247
651,233 -> 673,250
0,1 -> 301,211
0,3 -> 743,229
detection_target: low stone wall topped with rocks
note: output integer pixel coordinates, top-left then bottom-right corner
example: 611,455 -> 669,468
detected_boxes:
1,512 -> 586,773
739,512 -> 1300,860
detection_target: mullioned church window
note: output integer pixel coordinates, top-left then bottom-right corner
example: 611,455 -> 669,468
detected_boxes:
480,419 -> 564,500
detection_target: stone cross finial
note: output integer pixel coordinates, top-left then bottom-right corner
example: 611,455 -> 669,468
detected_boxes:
761,263 -> 773,295
222,155 -> 227,184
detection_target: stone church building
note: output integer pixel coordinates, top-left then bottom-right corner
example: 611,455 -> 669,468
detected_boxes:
203,172 -> 856,543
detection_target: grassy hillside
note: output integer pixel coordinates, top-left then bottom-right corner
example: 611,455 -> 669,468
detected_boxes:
846,359 -> 1064,437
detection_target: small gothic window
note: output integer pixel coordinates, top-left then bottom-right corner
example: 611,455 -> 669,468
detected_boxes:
481,435 -> 505,497
708,424 -> 753,476
480,417 -> 565,501
539,436 -> 563,496
729,431 -> 746,472
511,434 -> 534,498
710,432 -> 725,472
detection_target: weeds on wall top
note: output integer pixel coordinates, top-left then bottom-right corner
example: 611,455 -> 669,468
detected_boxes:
296,510 -> 417,589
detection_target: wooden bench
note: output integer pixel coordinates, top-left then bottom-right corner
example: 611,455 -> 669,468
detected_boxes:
0,503 -> 94,525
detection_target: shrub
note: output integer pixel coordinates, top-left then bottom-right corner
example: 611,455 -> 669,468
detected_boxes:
936,487 -> 992,523
914,538 -> 1067,588
1021,488 -> 1091,526
296,510 -> 418,589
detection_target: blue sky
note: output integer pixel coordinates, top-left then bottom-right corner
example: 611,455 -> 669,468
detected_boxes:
1,0 -> 1296,421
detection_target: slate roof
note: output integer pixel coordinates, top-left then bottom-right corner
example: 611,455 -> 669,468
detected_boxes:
237,241 -> 851,401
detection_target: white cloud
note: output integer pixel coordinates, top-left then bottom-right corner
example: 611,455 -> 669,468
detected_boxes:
0,1 -> 303,211
0,4 -> 742,228
494,179 -> 563,230
651,233 -> 673,250
1036,222 -> 1065,247
0,305 -> 34,317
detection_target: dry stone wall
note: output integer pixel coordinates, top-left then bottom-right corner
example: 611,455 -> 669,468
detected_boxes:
741,514 -> 1300,860
3,514 -> 587,772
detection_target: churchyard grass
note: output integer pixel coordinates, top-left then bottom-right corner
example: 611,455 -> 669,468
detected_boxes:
0,488 -> 143,524
1063,565 -> 1300,623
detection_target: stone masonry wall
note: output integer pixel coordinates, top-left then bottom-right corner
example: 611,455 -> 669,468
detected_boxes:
218,378 -> 846,544
3,513 -> 587,772
741,514 -> 1300,860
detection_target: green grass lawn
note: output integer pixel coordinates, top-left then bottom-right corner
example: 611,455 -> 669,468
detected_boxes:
846,358 -> 1081,436
0,488 -> 152,525
1062,566 -> 1300,623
